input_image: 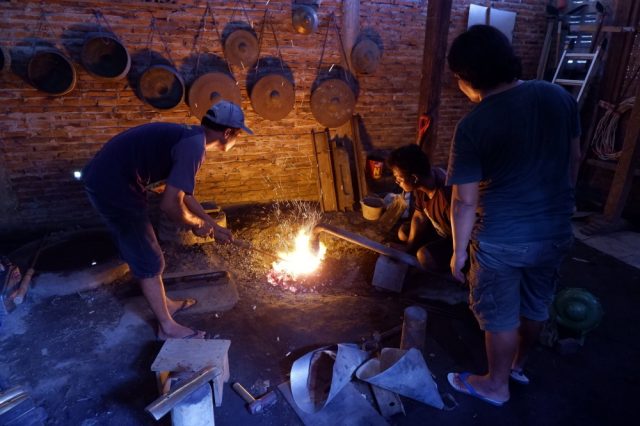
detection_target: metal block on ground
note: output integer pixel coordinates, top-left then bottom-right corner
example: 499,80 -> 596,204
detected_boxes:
152,339 -> 231,407
164,271 -> 238,314
372,256 -> 408,293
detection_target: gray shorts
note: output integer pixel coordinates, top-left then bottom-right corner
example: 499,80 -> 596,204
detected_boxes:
468,236 -> 574,332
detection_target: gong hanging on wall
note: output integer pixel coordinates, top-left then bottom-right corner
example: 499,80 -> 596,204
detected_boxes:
250,74 -> 295,121
310,78 -> 356,128
138,64 -> 185,110
188,72 -> 242,120
224,29 -> 259,68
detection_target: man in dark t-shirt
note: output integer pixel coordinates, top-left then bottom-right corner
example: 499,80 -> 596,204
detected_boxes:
387,144 -> 453,272
83,101 -> 253,340
445,26 -> 580,406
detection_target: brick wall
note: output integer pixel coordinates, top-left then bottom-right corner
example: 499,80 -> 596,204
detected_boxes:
0,0 -> 550,233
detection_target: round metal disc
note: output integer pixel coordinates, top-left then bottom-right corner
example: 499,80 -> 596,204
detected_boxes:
81,34 -> 131,80
250,74 -> 295,121
292,5 -> 318,35
351,38 -> 381,75
138,64 -> 185,110
224,29 -> 259,68
27,49 -> 76,96
310,79 -> 356,128
188,72 -> 241,120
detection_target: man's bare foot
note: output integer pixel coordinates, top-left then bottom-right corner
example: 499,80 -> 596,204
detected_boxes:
157,321 -> 206,340
449,372 -> 509,404
166,298 -> 197,316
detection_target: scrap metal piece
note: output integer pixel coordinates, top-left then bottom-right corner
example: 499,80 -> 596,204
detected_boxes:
81,33 -> 131,80
370,385 -> 405,419
290,343 -> 368,413
188,72 -> 241,120
138,64 -> 185,110
310,78 -> 356,128
356,348 -> 444,409
224,29 -> 259,68
351,38 -> 381,75
27,48 -> 76,96
250,74 -> 295,120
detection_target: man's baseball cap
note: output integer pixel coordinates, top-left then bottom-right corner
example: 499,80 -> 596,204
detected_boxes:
204,100 -> 254,135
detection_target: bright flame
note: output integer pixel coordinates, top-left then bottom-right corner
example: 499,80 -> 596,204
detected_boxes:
271,229 -> 326,279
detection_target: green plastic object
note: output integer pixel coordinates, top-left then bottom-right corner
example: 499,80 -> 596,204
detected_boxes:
552,288 -> 603,333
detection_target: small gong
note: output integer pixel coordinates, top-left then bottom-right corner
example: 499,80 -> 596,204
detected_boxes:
250,74 -> 295,121
138,64 -> 185,110
81,33 -> 131,80
27,48 -> 77,96
224,29 -> 259,68
310,78 -> 356,128
351,38 -> 381,75
188,72 -> 242,120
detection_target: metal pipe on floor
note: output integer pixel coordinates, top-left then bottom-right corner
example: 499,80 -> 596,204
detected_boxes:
311,223 -> 422,269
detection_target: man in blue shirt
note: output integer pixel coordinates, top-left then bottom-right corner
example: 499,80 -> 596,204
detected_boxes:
445,26 -> 581,406
83,101 -> 253,340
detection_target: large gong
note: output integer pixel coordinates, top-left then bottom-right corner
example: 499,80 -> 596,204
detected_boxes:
188,72 -> 241,120
351,38 -> 381,75
81,33 -> 131,80
310,78 -> 356,128
224,29 -> 259,68
138,64 -> 185,110
27,48 -> 77,96
250,74 -> 295,121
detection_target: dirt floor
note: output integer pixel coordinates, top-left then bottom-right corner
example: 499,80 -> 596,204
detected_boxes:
1,202 -> 639,426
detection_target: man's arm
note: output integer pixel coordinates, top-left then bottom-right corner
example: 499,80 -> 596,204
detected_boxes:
450,182 -> 479,282
160,185 -> 213,238
406,209 -> 430,252
569,136 -> 581,187
183,195 -> 233,243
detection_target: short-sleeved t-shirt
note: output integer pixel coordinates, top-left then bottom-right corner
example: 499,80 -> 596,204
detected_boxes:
414,167 -> 452,238
446,80 -> 580,243
83,123 -> 206,208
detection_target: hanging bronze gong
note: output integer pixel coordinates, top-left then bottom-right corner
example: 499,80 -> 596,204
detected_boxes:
250,74 -> 295,121
0,45 -> 11,73
310,78 -> 356,128
224,29 -> 259,68
27,48 -> 77,96
81,33 -> 131,80
292,5 -> 318,35
351,38 -> 381,75
138,64 -> 185,110
188,72 -> 242,120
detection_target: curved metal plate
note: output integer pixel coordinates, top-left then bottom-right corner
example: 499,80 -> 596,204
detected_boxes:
224,29 -> 259,68
310,79 -> 356,128
27,49 -> 76,96
138,64 -> 185,110
292,5 -> 318,35
250,74 -> 295,121
81,34 -> 131,80
188,72 -> 241,120
351,38 -> 381,75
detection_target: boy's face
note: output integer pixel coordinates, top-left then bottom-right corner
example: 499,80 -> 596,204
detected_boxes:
392,167 -> 416,192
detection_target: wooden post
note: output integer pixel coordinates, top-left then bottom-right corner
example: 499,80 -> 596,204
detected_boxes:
342,0 -> 359,71
416,0 -> 453,157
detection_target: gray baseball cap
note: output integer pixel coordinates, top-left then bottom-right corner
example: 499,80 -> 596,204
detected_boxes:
204,100 -> 254,135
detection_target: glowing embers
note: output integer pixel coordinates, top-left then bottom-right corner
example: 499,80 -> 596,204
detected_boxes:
267,229 -> 326,293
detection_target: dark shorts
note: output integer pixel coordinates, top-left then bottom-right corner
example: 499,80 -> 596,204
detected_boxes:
468,236 -> 574,332
85,188 -> 164,279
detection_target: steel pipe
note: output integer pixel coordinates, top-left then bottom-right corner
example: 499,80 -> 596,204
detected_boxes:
145,366 -> 221,420
311,223 -> 422,269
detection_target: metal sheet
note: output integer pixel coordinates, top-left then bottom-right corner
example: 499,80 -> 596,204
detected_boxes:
188,72 -> 241,120
310,79 -> 356,128
224,29 -> 259,68
290,343 -> 368,414
138,64 -> 185,110
351,38 -> 381,75
250,74 -> 295,120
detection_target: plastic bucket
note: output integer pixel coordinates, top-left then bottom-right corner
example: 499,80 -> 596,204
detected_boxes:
361,196 -> 384,221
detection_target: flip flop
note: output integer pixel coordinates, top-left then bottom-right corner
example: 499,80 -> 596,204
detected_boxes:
157,328 -> 206,341
447,372 -> 508,407
172,298 -> 197,315
510,369 -> 530,385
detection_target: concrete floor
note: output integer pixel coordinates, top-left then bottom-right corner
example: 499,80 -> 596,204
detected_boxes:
1,211 -> 639,426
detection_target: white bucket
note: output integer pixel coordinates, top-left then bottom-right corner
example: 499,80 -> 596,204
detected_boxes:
361,196 -> 385,221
